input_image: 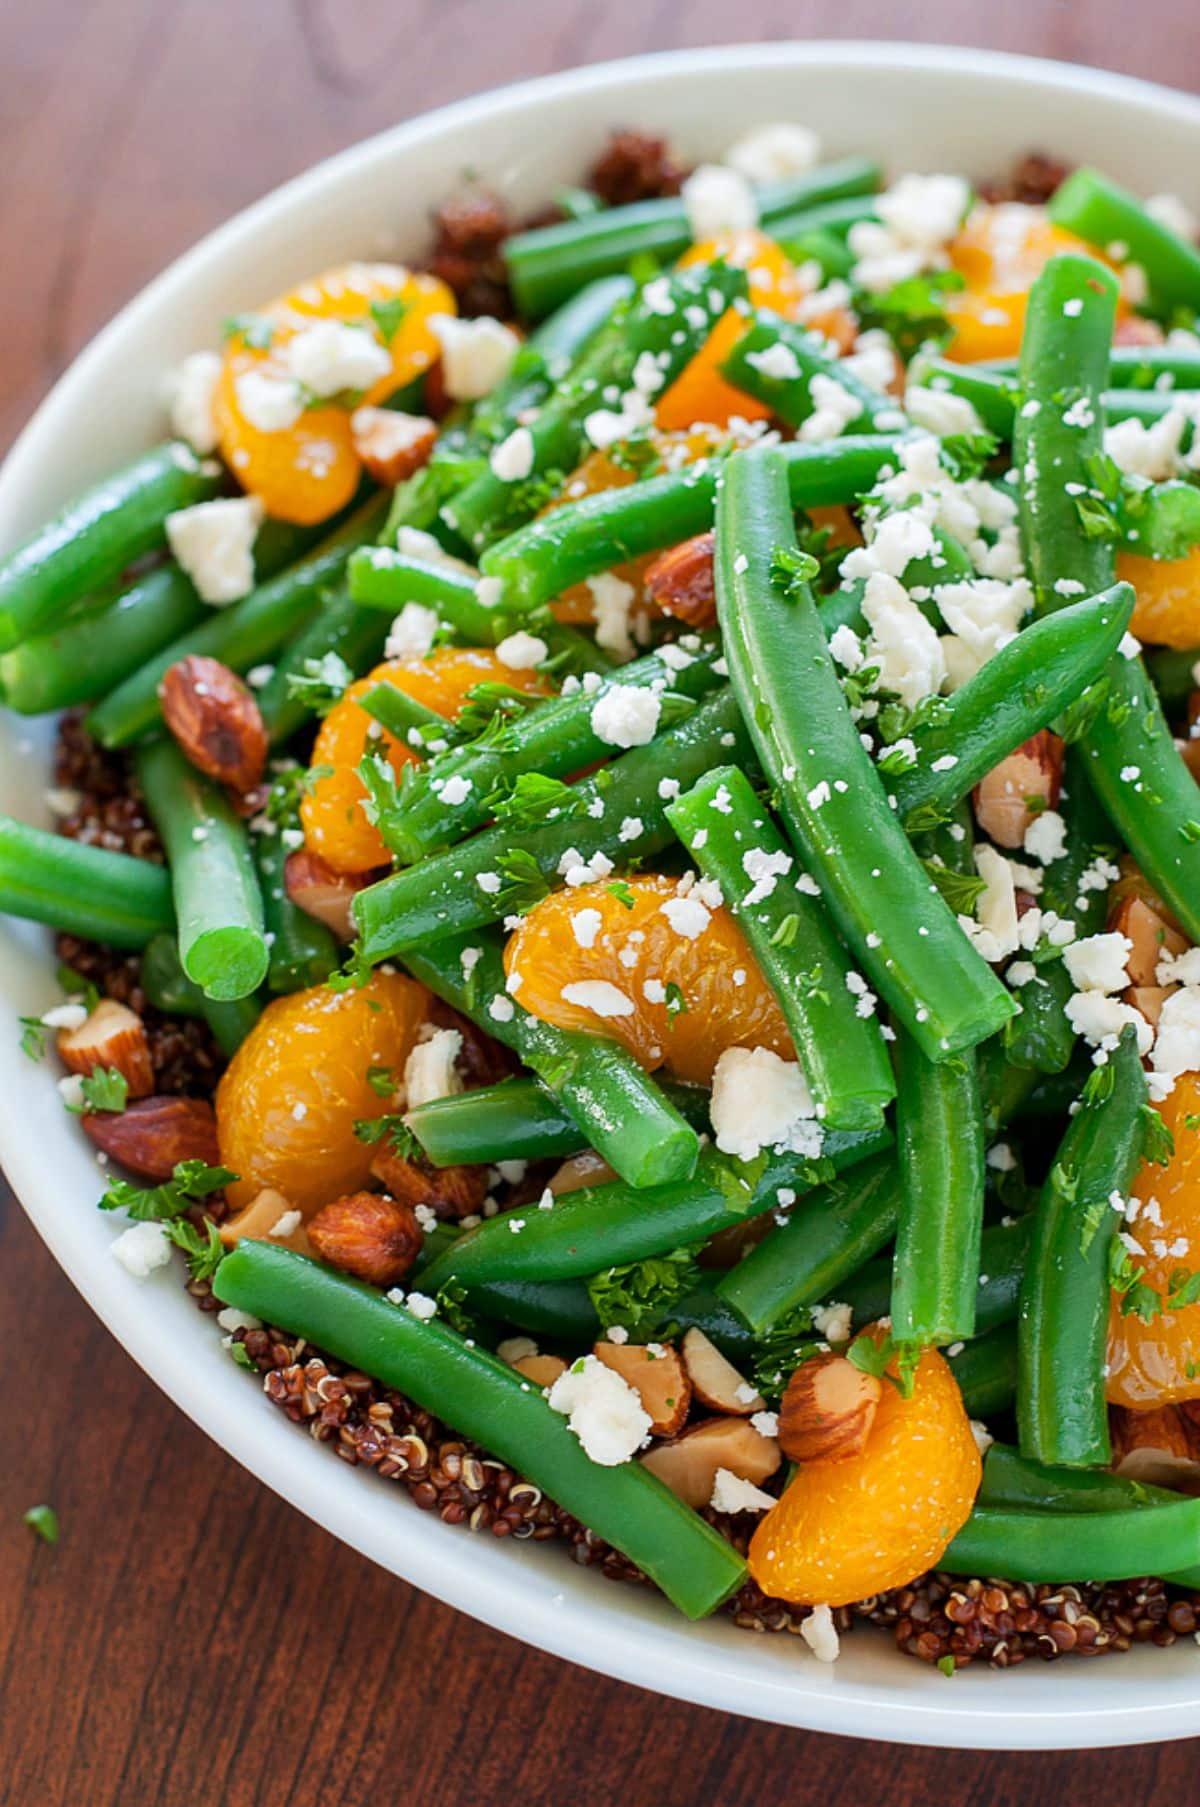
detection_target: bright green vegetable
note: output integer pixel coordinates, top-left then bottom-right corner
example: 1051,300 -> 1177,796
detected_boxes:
944,1498 -> 1200,1584
720,311 -> 907,432
891,1033 -> 984,1346
947,1325 -> 1018,1419
0,815 -> 174,949
347,546 -> 513,643
843,1216 -> 1031,1336
140,932 -> 262,1056
407,1073 -> 710,1169
251,828 -> 339,993
979,1442 -> 1181,1514
1048,167 -> 1200,316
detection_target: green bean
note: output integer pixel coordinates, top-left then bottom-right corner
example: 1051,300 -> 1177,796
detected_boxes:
720,311 -> 907,432
384,639 -> 724,862
357,681 -> 449,749
778,227 -> 855,282
135,740 -> 267,1001
0,815 -> 174,949
213,1243 -> 745,1618
251,828 -> 338,993
715,444 -> 1014,1060
399,930 -> 699,1190
480,434 -> 903,618
908,351 -> 1196,441
977,1036 -> 1040,1137
1017,1028 -> 1148,1468
891,1033 -> 984,1346
943,1497 -> 1200,1584
666,765 -> 893,1132
889,584 -> 1135,832
1048,168 -> 1200,316
353,687 -> 751,961
466,275 -> 634,445
1016,254 -> 1200,943
982,343 -> 1200,388
0,442 -> 222,654
947,1324 -> 1017,1419
87,495 -> 388,748
503,158 -> 881,317
715,1155 -> 901,1333
421,1128 -> 890,1296
255,586 -> 390,746
1114,479 -> 1200,560
446,262 -> 748,553
139,932 -> 261,1057
842,1217 -> 1031,1336
769,193 -> 882,243
979,1443 -> 1181,1514
347,547 -> 513,643
1147,642 -> 1200,707
407,1073 -> 710,1168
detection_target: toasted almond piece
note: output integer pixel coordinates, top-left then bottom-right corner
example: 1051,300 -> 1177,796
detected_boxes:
681,1326 -> 764,1414
972,730 -> 1063,849
778,1350 -> 882,1464
81,1095 -> 219,1180
643,532 -> 716,628
284,848 -> 371,942
1108,855 -> 1187,937
1111,1404 -> 1200,1493
639,1417 -> 780,1510
513,1353 -> 569,1389
368,1145 -> 488,1220
593,1340 -> 691,1436
307,1191 -> 422,1287
350,407 -> 438,487
1108,892 -> 1190,986
1113,315 -> 1166,348
220,1186 -> 313,1253
57,999 -> 153,1098
547,1150 -> 618,1196
1125,984 -> 1175,1030
160,654 -> 268,793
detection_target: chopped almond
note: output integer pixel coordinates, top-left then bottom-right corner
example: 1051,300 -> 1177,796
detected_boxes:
779,1351 -> 881,1464
512,1352 -> 569,1389
1107,893 -> 1189,987
972,730 -> 1063,849
307,1191 -> 422,1287
1108,856 -> 1186,937
1111,1404 -> 1200,1493
681,1327 -> 764,1414
640,1417 -> 781,1509
220,1186 -> 313,1254
1124,985 -> 1174,1030
284,848 -> 372,942
643,533 -> 716,628
81,1095 -> 219,1180
547,1150 -> 618,1196
594,1340 -> 691,1435
368,1145 -> 488,1220
57,999 -> 153,1098
350,407 -> 437,487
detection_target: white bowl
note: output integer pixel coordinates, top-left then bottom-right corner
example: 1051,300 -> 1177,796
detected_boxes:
4,40 -> 1200,1749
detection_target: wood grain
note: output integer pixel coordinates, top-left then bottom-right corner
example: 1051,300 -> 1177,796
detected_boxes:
3,2 -> 1200,1801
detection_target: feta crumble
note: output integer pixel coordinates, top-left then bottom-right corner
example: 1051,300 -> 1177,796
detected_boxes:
166,496 -> 263,606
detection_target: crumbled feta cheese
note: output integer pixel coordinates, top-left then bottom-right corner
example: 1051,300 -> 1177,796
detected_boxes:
547,1354 -> 651,1464
403,1025 -> 463,1109
957,844 -> 1019,962
586,572 -> 638,663
986,1142 -> 1017,1173
1151,986 -> 1200,1087
800,1602 -> 840,1663
848,173 -> 968,293
571,908 -> 602,949
710,1045 -> 823,1162
166,496 -> 263,605
935,576 -> 1033,682
710,1468 -> 777,1514
1157,947 -> 1200,988
488,994 -> 515,1023
861,571 -> 947,706
111,1220 -> 172,1279
167,350 -> 222,453
403,1291 -> 437,1321
750,1410 -> 779,1438
495,629 -> 547,670
681,164 -> 758,240
724,122 -> 820,183
489,425 -> 535,482
745,340 -> 801,382
498,1335 -> 538,1365
286,320 -> 391,397
438,774 -> 472,807
590,685 -> 661,748
828,623 -> 864,671
1146,192 -> 1199,240
384,601 -> 440,660
797,373 -> 862,443
1023,808 -> 1068,865
905,384 -> 985,437
970,1419 -> 995,1457
1063,932 -> 1133,995
429,314 -> 520,400
742,846 -> 793,907
1064,990 -> 1153,1056
1103,409 -> 1187,482
660,895 -> 711,939
561,980 -> 635,1019
234,367 -> 304,432
350,405 -> 435,464
811,1300 -> 852,1343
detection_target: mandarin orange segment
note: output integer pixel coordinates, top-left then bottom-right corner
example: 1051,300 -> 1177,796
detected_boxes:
215,262 -> 455,524
656,230 -> 806,431
747,1340 -> 981,1607
1107,1073 -> 1200,1409
300,647 -> 545,875
216,970 -> 429,1214
1117,547 -> 1200,649
944,206 -> 1118,363
502,874 -> 792,1085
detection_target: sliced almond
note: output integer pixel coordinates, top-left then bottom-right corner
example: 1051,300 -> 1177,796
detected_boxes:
972,730 -> 1063,849
1107,893 -> 1189,987
512,1353 -> 569,1389
643,532 -> 716,628
640,1417 -> 780,1510
81,1095 -> 219,1180
350,407 -> 438,487
681,1326 -> 764,1414
307,1191 -> 422,1287
57,998 -> 153,1098
778,1350 -> 881,1464
220,1186 -> 313,1254
1111,1404 -> 1200,1493
547,1150 -> 618,1196
593,1340 -> 691,1435
284,848 -> 372,942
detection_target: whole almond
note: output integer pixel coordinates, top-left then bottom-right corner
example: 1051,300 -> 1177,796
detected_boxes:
58,999 -> 154,1098
368,1145 -> 488,1220
82,1095 -> 220,1180
160,654 -> 268,793
972,729 -> 1063,849
778,1351 -> 882,1465
350,406 -> 438,487
284,848 -> 370,941
307,1191 -> 422,1287
643,532 -> 716,628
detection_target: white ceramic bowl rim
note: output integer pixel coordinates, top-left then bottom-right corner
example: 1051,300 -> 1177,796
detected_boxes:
6,40 -> 1200,1750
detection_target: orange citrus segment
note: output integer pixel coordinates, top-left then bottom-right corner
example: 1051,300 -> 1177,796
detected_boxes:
1107,1073 -> 1200,1409
1118,547 -> 1200,649
215,262 -> 455,524
216,970 -> 429,1213
300,646 -> 545,875
502,873 -> 791,1085
748,1339 -> 981,1606
945,206 -> 1119,363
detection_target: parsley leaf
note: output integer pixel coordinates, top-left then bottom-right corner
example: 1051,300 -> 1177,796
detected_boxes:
77,1066 -> 129,1113
494,848 -> 551,916
485,771 -> 583,828
369,296 -> 409,345
98,1159 -> 236,1224
285,651 -> 355,716
353,1113 -> 420,1159
163,1216 -> 226,1282
327,940 -> 375,993
588,1248 -> 703,1341
23,1504 -> 59,1545
770,544 -> 821,600
922,859 -> 987,915
18,1016 -> 47,1061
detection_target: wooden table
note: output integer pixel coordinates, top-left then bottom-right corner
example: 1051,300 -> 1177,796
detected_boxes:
3,3 -> 1200,1799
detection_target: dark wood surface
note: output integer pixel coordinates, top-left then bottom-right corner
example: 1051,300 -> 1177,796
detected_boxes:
4,3 -> 1200,1801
